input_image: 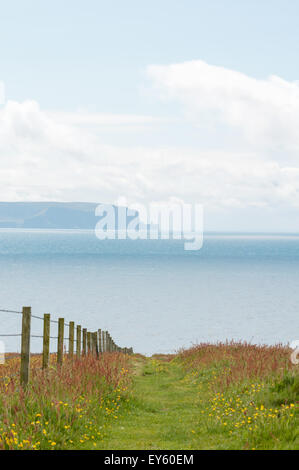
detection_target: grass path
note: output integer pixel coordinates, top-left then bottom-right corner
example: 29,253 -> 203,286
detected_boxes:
94,356 -> 298,451
1,347 -> 297,450
96,357 -> 219,450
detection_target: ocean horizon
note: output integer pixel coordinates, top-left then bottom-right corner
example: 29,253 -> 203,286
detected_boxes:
0,229 -> 298,356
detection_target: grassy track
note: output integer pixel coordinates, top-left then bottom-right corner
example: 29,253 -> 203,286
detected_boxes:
96,356 -> 298,450
1,345 -> 297,450
97,357 -> 205,450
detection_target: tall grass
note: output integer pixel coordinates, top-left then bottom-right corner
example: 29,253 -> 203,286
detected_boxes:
0,353 -> 131,450
177,342 -> 298,449
178,341 -> 293,387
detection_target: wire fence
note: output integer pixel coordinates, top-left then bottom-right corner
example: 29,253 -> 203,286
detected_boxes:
0,308 -> 69,324
0,306 -> 133,386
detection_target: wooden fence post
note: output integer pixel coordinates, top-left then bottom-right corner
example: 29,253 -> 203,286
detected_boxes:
20,306 -> 31,386
92,332 -> 95,355
91,332 -> 95,355
42,313 -> 50,369
83,328 -> 87,355
98,329 -> 102,354
87,332 -> 91,354
76,325 -> 81,358
69,321 -> 74,359
102,330 -> 106,352
93,332 -> 99,358
57,318 -> 64,365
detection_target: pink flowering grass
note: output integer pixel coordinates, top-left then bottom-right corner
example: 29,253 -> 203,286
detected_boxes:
0,352 -> 131,450
178,341 -> 294,387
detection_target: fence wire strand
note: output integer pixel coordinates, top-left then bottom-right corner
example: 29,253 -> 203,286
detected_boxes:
0,308 -> 22,315
0,334 -> 21,337
0,307 -> 71,327
0,306 -> 127,373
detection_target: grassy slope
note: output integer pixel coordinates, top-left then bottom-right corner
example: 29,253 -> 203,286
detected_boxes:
95,357 -> 298,451
1,350 -> 297,450
96,358 -> 205,450
0,354 -> 131,450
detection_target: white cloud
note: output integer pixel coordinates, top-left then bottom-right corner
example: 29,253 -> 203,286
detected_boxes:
0,100 -> 175,203
0,82 -> 4,105
48,110 -> 168,127
147,60 -> 299,154
2,58 -> 299,228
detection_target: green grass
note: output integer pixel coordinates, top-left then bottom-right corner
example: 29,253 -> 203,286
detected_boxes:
95,358 -> 204,450
94,356 -> 298,450
1,346 -> 298,450
0,353 -> 131,450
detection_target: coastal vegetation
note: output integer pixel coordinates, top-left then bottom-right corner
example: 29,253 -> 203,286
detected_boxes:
0,342 -> 298,450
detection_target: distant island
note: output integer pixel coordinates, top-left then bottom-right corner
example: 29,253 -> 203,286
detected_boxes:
0,202 -> 139,229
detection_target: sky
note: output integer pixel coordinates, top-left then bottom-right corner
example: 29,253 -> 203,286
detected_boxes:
1,0 -> 299,231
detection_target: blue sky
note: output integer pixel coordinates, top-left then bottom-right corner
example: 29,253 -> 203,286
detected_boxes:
1,0 -> 299,111
1,0 -> 299,231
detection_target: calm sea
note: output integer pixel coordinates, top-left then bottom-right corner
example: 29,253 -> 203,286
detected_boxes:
0,230 -> 298,355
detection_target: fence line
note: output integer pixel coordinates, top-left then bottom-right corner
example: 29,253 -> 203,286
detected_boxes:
0,334 -> 21,337
0,307 -> 71,326
0,306 -> 133,386
0,308 -> 22,315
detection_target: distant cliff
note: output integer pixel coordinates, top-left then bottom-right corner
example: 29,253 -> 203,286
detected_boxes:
0,202 -> 139,229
